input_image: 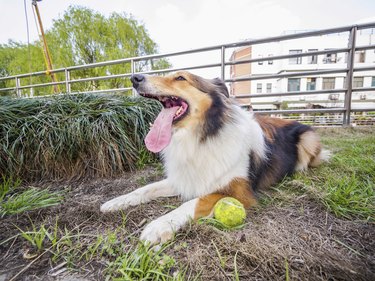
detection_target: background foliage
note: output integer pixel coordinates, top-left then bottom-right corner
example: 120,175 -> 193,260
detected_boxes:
0,6 -> 169,96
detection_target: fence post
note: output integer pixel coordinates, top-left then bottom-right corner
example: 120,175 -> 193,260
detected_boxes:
65,68 -> 71,93
131,59 -> 136,97
15,77 -> 21,97
221,46 -> 225,81
343,26 -> 357,126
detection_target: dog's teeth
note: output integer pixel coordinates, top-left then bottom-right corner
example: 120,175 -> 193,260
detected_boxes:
175,107 -> 183,116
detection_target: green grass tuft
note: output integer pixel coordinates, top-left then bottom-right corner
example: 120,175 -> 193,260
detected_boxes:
0,178 -> 63,217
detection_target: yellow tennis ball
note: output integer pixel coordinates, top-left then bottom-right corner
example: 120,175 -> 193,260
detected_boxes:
213,197 -> 246,228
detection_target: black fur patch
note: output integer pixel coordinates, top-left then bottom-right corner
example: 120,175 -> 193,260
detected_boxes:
202,91 -> 228,140
191,75 -> 230,141
248,121 -> 312,191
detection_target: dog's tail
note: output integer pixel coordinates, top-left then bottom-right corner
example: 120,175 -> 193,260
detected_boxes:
296,130 -> 331,171
310,148 -> 331,167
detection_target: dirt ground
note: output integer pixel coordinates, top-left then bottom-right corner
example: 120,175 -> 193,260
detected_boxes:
0,165 -> 374,281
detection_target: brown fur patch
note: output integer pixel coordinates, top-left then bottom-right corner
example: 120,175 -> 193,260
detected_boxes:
255,115 -> 294,142
194,178 -> 257,219
147,72 -> 214,130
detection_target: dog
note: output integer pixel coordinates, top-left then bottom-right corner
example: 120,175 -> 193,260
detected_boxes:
100,71 -> 329,244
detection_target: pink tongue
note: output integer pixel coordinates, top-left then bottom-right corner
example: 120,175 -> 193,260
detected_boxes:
145,106 -> 179,153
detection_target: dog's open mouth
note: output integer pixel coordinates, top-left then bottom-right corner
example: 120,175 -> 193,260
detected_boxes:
141,93 -> 189,121
140,93 -> 189,153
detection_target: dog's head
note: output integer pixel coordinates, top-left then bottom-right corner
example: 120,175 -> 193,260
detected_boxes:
131,71 -> 230,152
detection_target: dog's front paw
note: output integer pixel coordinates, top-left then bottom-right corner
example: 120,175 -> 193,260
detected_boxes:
140,218 -> 175,245
100,193 -> 141,213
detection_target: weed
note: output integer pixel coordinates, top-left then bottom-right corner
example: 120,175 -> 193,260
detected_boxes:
105,242 -> 183,280
0,177 -> 21,201
17,223 -> 49,252
0,186 -> 63,217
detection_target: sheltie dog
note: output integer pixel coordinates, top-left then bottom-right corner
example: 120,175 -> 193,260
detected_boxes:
100,71 -> 329,244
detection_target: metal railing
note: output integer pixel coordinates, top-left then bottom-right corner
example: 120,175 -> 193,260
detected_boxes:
1,22 -> 375,126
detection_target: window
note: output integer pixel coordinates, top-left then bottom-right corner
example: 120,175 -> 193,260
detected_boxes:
258,55 -> 263,65
268,54 -> 273,65
372,77 -> 375,87
266,83 -> 272,93
354,51 -> 366,63
322,77 -> 335,89
289,50 -> 302,64
323,50 -> 337,64
287,78 -> 301,92
256,83 -> 262,93
353,77 -> 364,88
306,78 -> 316,91
307,49 -> 318,64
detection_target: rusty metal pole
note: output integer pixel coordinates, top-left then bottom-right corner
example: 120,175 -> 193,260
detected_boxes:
32,0 -> 59,93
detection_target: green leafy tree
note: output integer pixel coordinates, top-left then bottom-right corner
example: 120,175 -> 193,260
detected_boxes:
0,6 -> 170,96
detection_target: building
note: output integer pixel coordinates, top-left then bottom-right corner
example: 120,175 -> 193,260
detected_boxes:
230,30 -> 375,111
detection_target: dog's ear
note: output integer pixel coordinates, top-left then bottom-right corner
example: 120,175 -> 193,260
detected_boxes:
211,78 -> 229,98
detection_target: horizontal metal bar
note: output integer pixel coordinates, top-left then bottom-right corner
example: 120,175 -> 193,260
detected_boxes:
18,80 -> 66,89
351,108 -> 375,112
235,88 -> 346,99
135,63 -> 222,75
226,68 -> 348,82
250,99 -> 375,105
69,73 -> 132,84
355,44 -> 375,51
223,25 -> 354,50
353,66 -> 375,72
351,87 -> 375,92
74,87 -> 132,94
254,108 -> 346,115
227,48 -> 349,66
0,87 -> 16,92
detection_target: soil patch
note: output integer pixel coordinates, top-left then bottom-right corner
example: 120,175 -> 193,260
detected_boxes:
1,165 -> 374,280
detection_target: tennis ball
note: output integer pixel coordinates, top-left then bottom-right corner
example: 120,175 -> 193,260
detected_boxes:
213,197 -> 246,228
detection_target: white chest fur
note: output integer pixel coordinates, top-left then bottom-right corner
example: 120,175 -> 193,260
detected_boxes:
162,107 -> 265,200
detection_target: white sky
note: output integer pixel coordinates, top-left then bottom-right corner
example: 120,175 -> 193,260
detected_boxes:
1,0 -> 375,52
0,0 -> 375,77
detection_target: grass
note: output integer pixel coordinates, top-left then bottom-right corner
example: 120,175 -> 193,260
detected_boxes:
0,125 -> 374,280
0,178 -> 63,217
0,93 -> 161,182
11,218 -> 190,281
268,127 -> 375,221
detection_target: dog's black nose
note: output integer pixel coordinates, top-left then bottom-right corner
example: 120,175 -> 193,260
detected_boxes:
130,74 -> 145,88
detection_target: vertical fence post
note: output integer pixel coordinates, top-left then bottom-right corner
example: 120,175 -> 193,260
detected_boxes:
343,26 -> 357,126
131,59 -> 136,97
65,68 -> 71,93
15,77 -> 21,97
221,46 -> 225,81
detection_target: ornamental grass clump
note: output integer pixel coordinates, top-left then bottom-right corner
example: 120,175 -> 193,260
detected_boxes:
0,94 -> 160,182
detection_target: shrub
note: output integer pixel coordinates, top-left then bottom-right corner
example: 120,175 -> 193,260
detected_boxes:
0,94 -> 160,181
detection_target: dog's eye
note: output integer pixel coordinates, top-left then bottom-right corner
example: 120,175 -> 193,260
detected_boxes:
175,76 -> 186,81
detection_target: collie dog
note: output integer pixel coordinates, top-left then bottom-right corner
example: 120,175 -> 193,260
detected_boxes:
101,71 -> 329,244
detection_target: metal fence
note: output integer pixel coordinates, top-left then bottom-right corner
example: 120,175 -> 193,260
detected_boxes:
1,22 -> 375,126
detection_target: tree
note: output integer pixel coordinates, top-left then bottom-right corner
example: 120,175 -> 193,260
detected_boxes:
0,6 -> 170,96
